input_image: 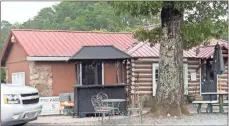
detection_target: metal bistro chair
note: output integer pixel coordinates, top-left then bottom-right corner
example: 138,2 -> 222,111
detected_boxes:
91,95 -> 111,126
127,85 -> 143,124
97,92 -> 115,117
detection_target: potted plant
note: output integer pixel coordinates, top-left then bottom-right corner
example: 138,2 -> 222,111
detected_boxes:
188,95 -> 195,103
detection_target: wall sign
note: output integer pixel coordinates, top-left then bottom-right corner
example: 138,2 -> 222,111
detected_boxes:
39,97 -> 60,115
190,72 -> 197,81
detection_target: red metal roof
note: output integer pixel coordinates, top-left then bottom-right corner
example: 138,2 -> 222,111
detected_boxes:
1,29 -> 227,61
196,39 -> 228,58
127,42 -> 197,58
196,46 -> 215,58
10,29 -> 136,57
127,39 -> 228,59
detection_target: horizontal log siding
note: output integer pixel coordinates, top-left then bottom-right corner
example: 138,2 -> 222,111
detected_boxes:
128,57 -> 228,97
218,58 -> 228,92
131,58 -> 156,95
187,58 -> 201,95
222,47 -> 228,58
130,58 -> 193,96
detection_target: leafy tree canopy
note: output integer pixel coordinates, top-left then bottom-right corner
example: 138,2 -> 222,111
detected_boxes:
111,1 -> 228,49
111,1 -> 228,116
0,1 -> 161,51
1,68 -> 6,82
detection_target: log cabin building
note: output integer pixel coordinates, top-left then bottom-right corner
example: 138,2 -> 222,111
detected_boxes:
0,29 -> 228,100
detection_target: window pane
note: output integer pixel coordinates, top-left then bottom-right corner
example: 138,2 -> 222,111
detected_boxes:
97,62 -> 102,84
82,61 -> 102,85
155,69 -> 159,79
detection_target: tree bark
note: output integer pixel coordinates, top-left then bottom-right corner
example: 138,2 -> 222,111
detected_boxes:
152,3 -> 190,116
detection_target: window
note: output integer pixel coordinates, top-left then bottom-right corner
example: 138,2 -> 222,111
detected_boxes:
76,63 -> 81,85
81,61 -> 102,85
155,69 -> 159,83
12,72 -> 25,86
152,64 -> 159,96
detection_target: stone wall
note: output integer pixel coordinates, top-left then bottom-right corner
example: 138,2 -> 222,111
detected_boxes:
29,62 -> 53,96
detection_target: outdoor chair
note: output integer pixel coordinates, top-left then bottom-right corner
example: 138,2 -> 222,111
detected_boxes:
97,92 -> 109,108
127,85 -> 143,124
91,95 -> 111,126
97,92 -> 113,108
96,92 -> 115,117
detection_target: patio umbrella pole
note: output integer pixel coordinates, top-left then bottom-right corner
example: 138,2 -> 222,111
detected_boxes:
219,75 -> 222,104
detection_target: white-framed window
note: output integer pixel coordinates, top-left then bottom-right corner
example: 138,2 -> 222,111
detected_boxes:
12,72 -> 25,86
152,63 -> 188,96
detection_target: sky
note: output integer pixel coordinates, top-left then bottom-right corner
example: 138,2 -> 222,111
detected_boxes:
1,1 -> 60,24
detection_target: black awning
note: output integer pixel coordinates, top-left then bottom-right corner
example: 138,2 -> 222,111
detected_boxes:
68,45 -> 131,61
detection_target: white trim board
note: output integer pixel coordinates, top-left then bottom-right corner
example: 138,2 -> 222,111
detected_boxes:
152,63 -> 158,96
102,62 -> 104,85
27,56 -> 70,61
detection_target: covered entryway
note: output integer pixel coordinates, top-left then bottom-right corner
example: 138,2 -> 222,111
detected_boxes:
200,60 -> 217,100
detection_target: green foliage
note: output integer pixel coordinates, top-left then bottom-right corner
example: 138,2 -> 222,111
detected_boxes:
1,68 -> 6,81
111,2 -> 162,17
0,20 -> 11,51
0,1 -> 227,51
220,29 -> 228,41
111,1 -> 228,49
133,26 -> 162,43
19,2 -> 159,31
0,2 -> 161,51
0,20 -> 21,52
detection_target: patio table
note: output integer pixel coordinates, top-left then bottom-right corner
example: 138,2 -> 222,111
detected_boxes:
201,92 -> 228,113
102,99 -> 125,115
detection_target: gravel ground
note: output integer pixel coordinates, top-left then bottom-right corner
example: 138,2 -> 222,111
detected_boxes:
27,113 -> 228,126
27,104 -> 228,126
100,113 -> 228,126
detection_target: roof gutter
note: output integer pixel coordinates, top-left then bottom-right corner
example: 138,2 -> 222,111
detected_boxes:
27,56 -> 71,61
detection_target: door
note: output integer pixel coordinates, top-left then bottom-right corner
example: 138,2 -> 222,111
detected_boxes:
152,63 -> 188,96
12,72 -> 25,86
201,61 -> 217,100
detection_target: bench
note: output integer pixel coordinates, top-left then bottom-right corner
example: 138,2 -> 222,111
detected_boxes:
192,100 -> 228,113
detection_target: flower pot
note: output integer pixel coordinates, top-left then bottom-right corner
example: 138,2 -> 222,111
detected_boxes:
188,95 -> 195,103
195,95 -> 203,101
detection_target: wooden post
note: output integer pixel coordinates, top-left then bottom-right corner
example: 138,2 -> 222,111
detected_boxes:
219,75 -> 222,93
116,61 -> 120,84
121,60 -> 124,83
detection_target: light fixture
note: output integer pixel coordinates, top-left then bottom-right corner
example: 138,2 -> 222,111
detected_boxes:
11,35 -> 16,43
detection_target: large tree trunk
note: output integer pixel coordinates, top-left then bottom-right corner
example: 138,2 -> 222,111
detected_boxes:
152,3 -> 190,116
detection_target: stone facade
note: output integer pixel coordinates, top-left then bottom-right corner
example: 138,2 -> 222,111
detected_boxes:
29,62 -> 53,96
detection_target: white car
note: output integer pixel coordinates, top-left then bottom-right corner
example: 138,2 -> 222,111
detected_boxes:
1,83 -> 42,126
